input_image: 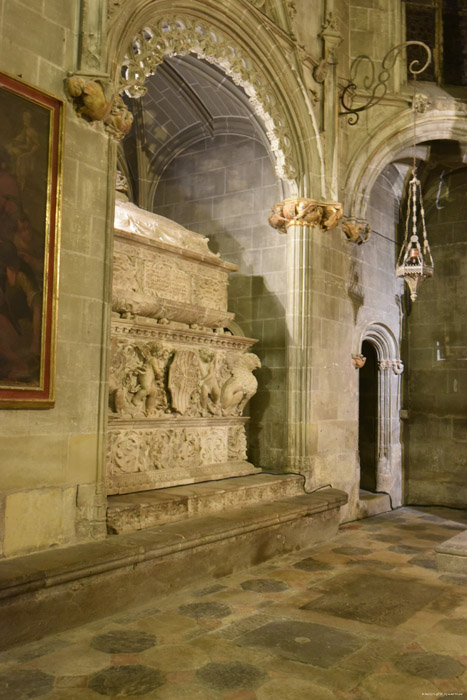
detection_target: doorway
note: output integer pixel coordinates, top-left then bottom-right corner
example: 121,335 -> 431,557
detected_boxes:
359,340 -> 378,492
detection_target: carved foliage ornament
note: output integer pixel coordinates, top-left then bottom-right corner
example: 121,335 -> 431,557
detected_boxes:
353,355 -> 403,374
65,76 -> 133,141
268,198 -> 343,234
119,17 -> 296,180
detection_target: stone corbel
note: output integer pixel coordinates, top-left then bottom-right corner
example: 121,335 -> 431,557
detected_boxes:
341,217 -> 372,245
268,198 -> 343,234
352,354 -> 366,370
65,75 -> 133,141
319,13 -> 342,66
392,360 -> 404,375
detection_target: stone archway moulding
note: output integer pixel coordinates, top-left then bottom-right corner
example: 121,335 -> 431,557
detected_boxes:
356,322 -> 403,502
345,111 -> 467,219
105,2 -> 325,197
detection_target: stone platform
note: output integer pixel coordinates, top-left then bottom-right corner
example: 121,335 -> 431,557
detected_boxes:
0,486 -> 347,650
355,490 -> 392,520
107,474 -> 307,533
436,529 -> 467,574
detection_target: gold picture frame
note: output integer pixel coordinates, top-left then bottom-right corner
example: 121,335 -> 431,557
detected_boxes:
0,72 -> 64,408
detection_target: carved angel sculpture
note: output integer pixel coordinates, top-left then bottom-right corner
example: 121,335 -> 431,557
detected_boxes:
132,346 -> 163,415
220,353 -> 261,415
199,350 -> 221,414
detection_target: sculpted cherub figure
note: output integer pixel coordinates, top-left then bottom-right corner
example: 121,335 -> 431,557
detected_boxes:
199,349 -> 221,414
132,346 -> 163,415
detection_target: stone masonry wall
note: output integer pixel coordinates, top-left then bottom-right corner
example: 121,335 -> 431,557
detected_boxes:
0,0 -> 110,556
154,135 -> 287,470
406,168 -> 467,506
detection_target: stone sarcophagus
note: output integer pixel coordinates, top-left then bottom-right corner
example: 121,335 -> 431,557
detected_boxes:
107,196 -> 261,494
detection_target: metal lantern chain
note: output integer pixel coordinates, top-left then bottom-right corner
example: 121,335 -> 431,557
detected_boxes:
396,168 -> 434,301
396,48 -> 434,301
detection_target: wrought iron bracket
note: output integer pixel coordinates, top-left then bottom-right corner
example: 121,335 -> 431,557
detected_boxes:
339,41 -> 432,125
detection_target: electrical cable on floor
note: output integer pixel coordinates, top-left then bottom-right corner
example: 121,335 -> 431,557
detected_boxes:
260,470 -> 332,495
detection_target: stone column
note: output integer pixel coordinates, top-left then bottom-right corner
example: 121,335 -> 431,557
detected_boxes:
315,13 -> 342,200
269,198 -> 343,474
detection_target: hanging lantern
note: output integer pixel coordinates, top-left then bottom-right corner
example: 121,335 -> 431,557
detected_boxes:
396,168 -> 434,301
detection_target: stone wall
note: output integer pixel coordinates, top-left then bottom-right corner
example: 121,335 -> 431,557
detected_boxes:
154,135 -> 287,470
0,1 -> 110,556
405,166 -> 467,506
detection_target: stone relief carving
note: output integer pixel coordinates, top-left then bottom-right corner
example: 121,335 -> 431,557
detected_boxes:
228,425 -> 248,462
168,349 -> 201,415
220,353 -> 261,415
392,360 -> 404,375
341,217 -> 372,245
65,77 -> 134,141
107,425 -> 230,476
110,340 -> 261,420
269,198 -> 344,234
352,353 -> 367,370
109,341 -> 172,417
378,360 -> 391,371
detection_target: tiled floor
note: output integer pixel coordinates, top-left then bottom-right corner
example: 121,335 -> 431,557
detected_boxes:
1,506 -> 467,699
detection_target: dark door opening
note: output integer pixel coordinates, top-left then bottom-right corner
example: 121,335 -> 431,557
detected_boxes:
359,340 -> 378,492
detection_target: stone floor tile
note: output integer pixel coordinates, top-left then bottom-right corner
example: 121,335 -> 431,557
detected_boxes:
358,671 -> 440,699
301,571 -> 444,627
25,643 -> 110,676
195,661 -> 267,691
0,668 -> 54,698
155,682 -> 223,699
238,619 -> 363,668
256,677 -> 336,700
140,642 -> 210,671
394,651 -> 465,679
90,630 -> 157,654
87,664 -> 165,696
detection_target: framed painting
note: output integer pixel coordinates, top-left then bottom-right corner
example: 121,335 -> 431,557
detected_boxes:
0,72 -> 63,408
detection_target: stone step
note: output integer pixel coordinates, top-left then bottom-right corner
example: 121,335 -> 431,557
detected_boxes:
436,529 -> 467,574
0,487 -> 347,650
107,473 -> 306,534
355,490 -> 392,520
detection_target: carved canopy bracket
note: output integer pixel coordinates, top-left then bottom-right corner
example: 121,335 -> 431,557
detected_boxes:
268,198 -> 343,234
65,76 -> 133,141
341,216 -> 372,245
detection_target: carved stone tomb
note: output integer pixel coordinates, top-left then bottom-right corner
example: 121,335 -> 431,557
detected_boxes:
107,195 -> 261,494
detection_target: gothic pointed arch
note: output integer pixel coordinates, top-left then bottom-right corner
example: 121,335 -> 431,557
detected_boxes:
344,110 -> 467,218
105,0 -> 325,197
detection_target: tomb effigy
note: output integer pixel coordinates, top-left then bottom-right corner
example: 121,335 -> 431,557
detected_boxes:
107,183 -> 261,494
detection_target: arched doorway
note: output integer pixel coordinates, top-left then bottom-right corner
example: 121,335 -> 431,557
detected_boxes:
359,339 -> 378,492
355,322 -> 404,509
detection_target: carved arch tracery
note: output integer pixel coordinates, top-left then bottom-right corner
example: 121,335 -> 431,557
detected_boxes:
106,2 -> 324,194
119,17 -> 295,182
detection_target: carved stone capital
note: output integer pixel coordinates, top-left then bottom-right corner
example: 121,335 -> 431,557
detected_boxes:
341,217 -> 372,245
269,198 -> 343,234
65,75 -> 133,141
378,360 -> 391,371
352,354 -> 366,370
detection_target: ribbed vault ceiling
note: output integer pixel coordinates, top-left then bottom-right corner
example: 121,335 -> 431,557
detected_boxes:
121,55 -> 270,205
